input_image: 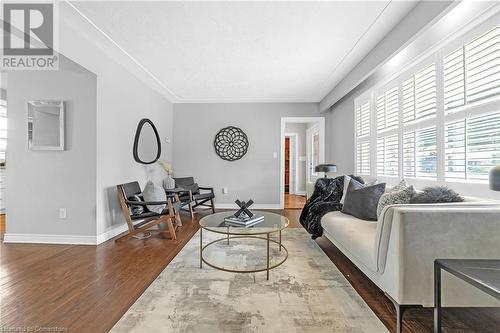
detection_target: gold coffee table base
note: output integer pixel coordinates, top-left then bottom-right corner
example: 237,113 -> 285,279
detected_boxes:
200,231 -> 288,280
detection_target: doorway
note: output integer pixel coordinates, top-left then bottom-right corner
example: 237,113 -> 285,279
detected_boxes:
280,117 -> 325,209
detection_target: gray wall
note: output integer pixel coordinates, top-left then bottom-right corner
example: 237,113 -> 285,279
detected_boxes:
325,94 -> 356,176
5,57 -> 97,236
284,123 -> 306,194
173,103 -> 319,206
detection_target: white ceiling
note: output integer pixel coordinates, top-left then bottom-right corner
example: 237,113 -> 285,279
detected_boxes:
70,1 -> 417,103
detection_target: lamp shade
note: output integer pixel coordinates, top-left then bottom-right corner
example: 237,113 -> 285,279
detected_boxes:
489,165 -> 500,191
315,164 -> 337,174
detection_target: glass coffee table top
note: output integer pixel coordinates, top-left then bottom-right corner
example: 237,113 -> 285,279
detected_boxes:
199,211 -> 289,235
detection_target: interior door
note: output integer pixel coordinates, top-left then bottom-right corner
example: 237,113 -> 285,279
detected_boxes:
306,124 -> 321,185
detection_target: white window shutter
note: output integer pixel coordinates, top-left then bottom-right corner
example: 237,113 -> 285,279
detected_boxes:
377,135 -> 398,177
403,131 -> 416,177
357,141 -> 370,175
445,119 -> 466,179
444,48 -> 465,111
465,26 -> 500,104
402,77 -> 415,124
416,127 -> 437,178
467,111 -> 500,180
357,101 -> 370,137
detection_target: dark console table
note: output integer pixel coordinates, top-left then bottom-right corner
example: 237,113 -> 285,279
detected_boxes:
434,259 -> 500,333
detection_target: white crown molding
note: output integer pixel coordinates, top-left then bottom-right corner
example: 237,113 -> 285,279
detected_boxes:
60,1 -> 180,103
3,233 -> 97,245
175,97 -> 319,104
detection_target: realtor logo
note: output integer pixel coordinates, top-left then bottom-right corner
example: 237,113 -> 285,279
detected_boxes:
1,1 -> 59,70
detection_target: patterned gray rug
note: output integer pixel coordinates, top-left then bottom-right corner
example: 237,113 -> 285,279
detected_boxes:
111,228 -> 388,333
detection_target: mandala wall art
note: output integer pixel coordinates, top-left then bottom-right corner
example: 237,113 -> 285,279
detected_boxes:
213,126 -> 249,161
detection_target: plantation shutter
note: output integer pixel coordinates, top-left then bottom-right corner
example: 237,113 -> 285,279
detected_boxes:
376,87 -> 399,131
444,26 -> 500,112
356,101 -> 370,137
403,132 -> 416,177
467,111 -> 500,180
444,48 -> 465,111
416,127 -> 437,178
356,141 -> 370,175
377,135 -> 399,177
465,26 -> 500,103
403,64 -> 437,124
444,119 -> 466,179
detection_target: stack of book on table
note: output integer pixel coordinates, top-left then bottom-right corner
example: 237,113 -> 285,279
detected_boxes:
224,214 -> 264,228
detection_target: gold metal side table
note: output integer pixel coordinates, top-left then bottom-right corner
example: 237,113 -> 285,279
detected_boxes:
199,211 -> 289,280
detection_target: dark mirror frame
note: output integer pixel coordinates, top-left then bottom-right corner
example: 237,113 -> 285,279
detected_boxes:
133,118 -> 161,164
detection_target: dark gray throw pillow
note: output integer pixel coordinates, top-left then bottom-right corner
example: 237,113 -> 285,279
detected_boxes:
341,179 -> 386,221
410,186 -> 464,204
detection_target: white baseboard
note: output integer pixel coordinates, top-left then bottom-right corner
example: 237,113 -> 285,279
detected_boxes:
96,224 -> 129,244
293,191 -> 306,196
3,233 -> 97,245
215,203 -> 282,210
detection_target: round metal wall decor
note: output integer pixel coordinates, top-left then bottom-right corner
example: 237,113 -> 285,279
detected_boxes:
214,126 -> 249,161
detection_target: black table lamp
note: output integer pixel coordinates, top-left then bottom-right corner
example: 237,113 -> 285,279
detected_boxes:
489,165 -> 500,191
315,164 -> 337,177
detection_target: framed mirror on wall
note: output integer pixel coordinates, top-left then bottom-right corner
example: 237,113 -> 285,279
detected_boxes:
28,100 -> 64,151
133,118 -> 161,164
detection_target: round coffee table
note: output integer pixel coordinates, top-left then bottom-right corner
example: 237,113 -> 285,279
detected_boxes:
198,211 -> 289,280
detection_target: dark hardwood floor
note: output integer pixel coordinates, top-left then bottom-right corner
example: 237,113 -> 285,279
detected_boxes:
1,209 -> 498,332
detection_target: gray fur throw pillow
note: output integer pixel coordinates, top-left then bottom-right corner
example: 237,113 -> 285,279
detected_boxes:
377,185 -> 416,218
410,186 -> 464,204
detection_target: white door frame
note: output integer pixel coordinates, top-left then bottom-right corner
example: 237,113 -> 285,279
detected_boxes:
280,117 -> 325,209
284,133 -> 298,195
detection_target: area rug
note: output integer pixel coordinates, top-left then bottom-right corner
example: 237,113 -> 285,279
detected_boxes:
111,228 -> 388,333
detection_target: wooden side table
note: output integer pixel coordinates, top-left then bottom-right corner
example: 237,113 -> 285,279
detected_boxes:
434,259 -> 500,333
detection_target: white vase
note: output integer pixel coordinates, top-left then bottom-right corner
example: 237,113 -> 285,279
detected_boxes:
163,175 -> 175,190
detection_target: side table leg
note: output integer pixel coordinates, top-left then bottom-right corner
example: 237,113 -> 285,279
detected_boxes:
266,233 -> 270,280
200,228 -> 203,269
279,230 -> 282,252
434,260 -> 442,333
227,226 -> 229,245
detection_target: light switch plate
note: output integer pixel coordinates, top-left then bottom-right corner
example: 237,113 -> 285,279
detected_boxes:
59,208 -> 67,219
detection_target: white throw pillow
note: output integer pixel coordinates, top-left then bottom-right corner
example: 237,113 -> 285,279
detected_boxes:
142,181 -> 167,214
340,175 -> 351,204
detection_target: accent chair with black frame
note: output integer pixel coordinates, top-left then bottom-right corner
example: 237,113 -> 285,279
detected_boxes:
174,177 -> 216,215
116,181 -> 180,242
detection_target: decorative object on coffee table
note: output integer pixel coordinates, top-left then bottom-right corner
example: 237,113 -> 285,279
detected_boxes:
314,164 -> 337,177
213,126 -> 249,161
234,199 -> 254,218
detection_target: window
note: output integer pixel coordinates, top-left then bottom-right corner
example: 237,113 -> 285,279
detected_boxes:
354,21 -> 500,186
355,99 -> 371,175
445,112 -> 500,181
377,134 -> 399,176
377,87 -> 399,131
356,100 -> 370,137
402,64 -> 437,124
444,26 -> 500,112
356,141 -> 370,175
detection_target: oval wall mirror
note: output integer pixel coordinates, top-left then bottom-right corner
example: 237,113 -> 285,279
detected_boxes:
133,118 -> 161,164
